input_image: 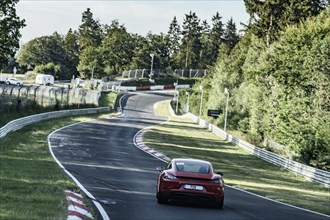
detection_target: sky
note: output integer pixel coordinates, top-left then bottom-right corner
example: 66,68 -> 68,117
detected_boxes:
16,0 -> 250,44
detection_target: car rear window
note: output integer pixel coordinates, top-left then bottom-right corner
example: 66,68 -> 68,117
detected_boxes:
175,161 -> 210,174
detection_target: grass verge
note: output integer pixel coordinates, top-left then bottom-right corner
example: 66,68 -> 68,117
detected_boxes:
0,112 -> 112,220
143,100 -> 330,215
98,91 -> 117,108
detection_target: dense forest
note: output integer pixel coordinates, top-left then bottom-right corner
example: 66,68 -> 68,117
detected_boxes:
1,0 -> 329,170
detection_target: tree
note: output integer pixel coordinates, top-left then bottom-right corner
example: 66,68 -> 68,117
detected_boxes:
244,0 -> 328,46
207,12 -> 224,66
180,11 -> 203,68
0,0 -> 25,69
77,46 -> 102,79
167,16 -> 181,56
199,20 -> 211,68
240,8 -> 330,168
148,32 -> 171,70
17,34 -> 66,68
130,32 -> 170,71
78,8 -> 102,50
77,8 -> 103,77
64,28 -> 79,78
100,22 -> 135,75
130,34 -> 150,70
223,18 -> 240,51
167,16 -> 181,69
17,33 -> 73,79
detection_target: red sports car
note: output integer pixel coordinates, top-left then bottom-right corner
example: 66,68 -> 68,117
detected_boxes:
156,158 -> 224,208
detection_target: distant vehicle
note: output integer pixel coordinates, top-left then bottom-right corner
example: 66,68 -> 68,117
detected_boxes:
157,158 -> 225,208
35,74 -> 54,86
76,78 -> 85,88
6,78 -> 23,86
0,76 -> 7,83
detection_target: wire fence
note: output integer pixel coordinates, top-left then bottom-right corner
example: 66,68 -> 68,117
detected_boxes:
121,69 -> 207,79
0,84 -> 101,111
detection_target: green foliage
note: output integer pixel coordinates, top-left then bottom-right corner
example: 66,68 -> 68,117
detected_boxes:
243,0 -> 328,46
64,28 -> 79,78
34,63 -> 61,78
260,9 -> 330,167
205,12 -> 224,66
180,11 -> 203,69
98,91 -> 117,109
0,0 -> 25,69
15,8 -> 239,79
77,8 -> 103,78
16,33 -> 75,79
77,46 -> 102,79
78,8 -> 102,50
100,23 -> 135,75
223,18 -> 240,51
205,35 -> 252,129
167,16 -> 181,60
182,8 -> 330,170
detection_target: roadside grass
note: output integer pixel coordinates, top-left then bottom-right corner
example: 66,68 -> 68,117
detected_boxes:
143,100 -> 330,215
0,113 -> 111,220
98,91 -> 117,108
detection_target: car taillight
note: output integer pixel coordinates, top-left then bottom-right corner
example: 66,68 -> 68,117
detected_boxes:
212,178 -> 224,184
163,173 -> 177,180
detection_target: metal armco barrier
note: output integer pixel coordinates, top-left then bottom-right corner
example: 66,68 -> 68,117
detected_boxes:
0,107 -> 110,138
186,113 -> 330,187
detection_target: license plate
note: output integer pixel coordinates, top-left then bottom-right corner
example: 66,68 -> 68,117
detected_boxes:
183,184 -> 203,191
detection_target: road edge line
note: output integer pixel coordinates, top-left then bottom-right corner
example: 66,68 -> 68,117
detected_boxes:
48,122 -> 110,220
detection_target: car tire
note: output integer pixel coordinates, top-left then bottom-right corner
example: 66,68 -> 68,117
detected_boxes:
217,196 -> 224,209
157,192 -> 167,204
6,82 -> 9,85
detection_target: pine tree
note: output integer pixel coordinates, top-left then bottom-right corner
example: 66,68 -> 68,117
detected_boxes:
167,16 -> 181,56
77,8 -> 103,78
181,11 -> 203,68
78,8 -> 102,50
223,18 -> 240,51
199,20 -> 211,68
64,29 -> 79,78
208,12 -> 225,66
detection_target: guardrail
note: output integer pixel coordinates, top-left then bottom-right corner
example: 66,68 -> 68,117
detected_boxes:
121,69 -> 207,79
114,84 -> 190,92
0,107 -> 110,138
186,113 -> 330,187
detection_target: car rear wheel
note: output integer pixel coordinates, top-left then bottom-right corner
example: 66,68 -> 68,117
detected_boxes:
217,196 -> 224,209
157,192 -> 167,204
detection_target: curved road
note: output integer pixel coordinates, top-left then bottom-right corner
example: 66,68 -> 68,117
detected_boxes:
49,91 -> 328,220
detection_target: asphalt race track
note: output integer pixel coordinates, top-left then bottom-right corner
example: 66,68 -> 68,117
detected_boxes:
49,91 -> 328,220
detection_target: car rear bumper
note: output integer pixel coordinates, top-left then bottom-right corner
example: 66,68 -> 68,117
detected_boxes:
160,188 -> 223,203
169,191 -> 218,202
